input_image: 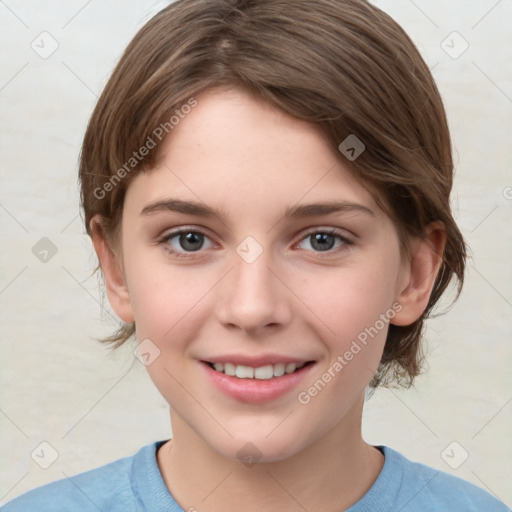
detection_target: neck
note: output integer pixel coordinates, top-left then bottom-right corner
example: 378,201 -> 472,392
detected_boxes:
157,394 -> 384,512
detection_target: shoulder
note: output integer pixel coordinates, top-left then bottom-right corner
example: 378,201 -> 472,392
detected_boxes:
1,444 -> 154,512
381,446 -> 509,512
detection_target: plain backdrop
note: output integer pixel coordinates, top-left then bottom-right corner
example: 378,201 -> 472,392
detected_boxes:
0,0 -> 511,507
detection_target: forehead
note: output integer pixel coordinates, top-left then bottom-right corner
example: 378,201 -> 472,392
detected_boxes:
124,87 -> 384,222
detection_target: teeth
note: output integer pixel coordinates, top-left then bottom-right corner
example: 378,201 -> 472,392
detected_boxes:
285,363 -> 297,374
254,365 -> 273,379
235,365 -> 254,378
273,363 -> 285,377
209,361 -> 306,379
224,363 -> 236,376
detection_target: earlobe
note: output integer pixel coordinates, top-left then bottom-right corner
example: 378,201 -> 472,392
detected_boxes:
391,222 -> 446,326
89,215 -> 135,323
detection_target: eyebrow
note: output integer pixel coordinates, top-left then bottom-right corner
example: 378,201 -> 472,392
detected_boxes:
140,198 -> 375,223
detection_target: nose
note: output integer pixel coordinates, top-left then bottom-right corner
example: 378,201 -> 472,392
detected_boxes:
215,248 -> 292,336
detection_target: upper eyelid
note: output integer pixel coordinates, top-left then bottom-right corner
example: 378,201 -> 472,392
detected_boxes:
300,226 -> 352,239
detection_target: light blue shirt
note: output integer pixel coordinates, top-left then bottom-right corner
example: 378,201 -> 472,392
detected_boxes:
2,440 -> 509,511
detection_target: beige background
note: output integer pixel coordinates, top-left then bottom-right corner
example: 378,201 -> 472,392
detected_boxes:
1,0 -> 511,507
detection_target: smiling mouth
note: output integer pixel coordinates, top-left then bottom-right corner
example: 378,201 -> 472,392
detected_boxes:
203,361 -> 315,380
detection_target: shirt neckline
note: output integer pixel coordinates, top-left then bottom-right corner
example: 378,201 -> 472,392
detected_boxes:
131,440 -> 402,512
131,439 -> 181,511
346,445 -> 403,511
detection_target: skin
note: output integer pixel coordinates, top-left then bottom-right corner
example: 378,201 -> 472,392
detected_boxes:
91,87 -> 445,512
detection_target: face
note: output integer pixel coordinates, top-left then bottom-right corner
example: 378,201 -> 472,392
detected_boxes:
113,87 -> 411,462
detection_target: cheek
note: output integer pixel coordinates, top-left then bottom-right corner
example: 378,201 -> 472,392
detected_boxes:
125,261 -> 213,397
301,262 -> 398,342
123,249 -> 219,347
294,268 -> 396,415
297,261 -> 399,394
129,269 -> 196,336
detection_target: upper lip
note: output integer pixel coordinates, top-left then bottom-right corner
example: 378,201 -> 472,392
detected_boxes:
201,354 -> 315,367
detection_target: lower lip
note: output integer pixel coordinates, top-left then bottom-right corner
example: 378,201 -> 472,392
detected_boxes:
200,361 -> 315,403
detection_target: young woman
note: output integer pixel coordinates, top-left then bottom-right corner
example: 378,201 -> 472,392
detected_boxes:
4,1 -> 507,510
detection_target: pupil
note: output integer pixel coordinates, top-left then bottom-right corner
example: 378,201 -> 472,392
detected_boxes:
180,232 -> 203,251
312,233 -> 334,251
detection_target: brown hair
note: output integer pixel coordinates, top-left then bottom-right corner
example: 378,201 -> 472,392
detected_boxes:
79,0 -> 466,389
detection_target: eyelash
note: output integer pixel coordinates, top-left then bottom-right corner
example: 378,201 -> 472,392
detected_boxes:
156,227 -> 354,260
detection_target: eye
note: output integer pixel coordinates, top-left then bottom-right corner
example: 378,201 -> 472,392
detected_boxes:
297,229 -> 352,254
157,227 -> 353,259
157,228 -> 214,258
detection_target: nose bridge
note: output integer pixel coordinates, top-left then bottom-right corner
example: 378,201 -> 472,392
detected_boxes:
216,239 -> 290,332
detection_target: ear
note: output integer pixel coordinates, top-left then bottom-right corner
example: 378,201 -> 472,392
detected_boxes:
89,215 -> 134,323
391,222 -> 446,326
